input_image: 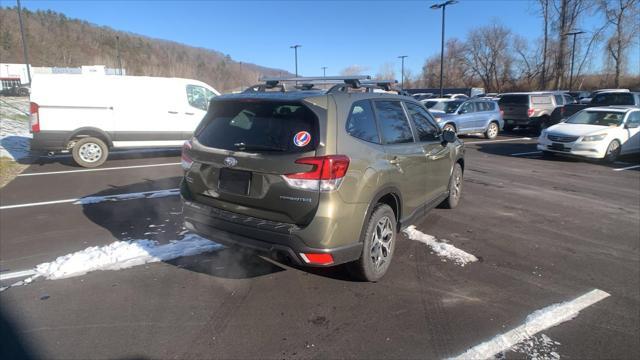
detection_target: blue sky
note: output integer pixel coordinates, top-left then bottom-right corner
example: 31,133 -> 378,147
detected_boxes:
15,0 -> 635,77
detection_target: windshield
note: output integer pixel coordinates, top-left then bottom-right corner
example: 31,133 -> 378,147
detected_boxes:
565,111 -> 625,126
430,100 -> 463,113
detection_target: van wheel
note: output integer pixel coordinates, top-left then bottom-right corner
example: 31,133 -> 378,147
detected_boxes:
347,204 -> 396,282
439,162 -> 463,209
484,122 -> 499,139
72,137 -> 108,168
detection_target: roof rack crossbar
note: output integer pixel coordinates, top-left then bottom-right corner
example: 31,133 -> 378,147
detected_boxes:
260,75 -> 371,83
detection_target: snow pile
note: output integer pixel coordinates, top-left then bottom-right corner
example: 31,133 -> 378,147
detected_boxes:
0,99 -> 32,161
75,188 -> 179,205
504,333 -> 561,360
403,225 -> 478,266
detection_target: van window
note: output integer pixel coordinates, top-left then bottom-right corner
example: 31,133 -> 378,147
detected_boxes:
374,101 -> 414,144
404,102 -> 440,142
187,85 -> 216,111
346,100 -> 380,144
532,96 -> 552,105
196,101 -> 317,153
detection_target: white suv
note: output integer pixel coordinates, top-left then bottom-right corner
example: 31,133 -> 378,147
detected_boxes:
537,106 -> 640,162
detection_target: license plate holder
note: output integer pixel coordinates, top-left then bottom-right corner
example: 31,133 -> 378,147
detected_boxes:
218,168 -> 251,195
550,143 -> 566,151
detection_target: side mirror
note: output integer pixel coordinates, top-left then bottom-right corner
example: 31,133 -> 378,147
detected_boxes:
442,130 -> 457,143
458,108 -> 466,114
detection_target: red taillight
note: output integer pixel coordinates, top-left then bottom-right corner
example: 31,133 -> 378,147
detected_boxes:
30,102 -> 40,133
499,109 -> 504,117
286,155 -> 350,180
284,155 -> 350,191
561,107 -> 565,115
527,108 -> 535,117
300,253 -> 334,266
181,140 -> 193,170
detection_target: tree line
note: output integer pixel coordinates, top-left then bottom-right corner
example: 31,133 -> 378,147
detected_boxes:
0,7 -> 290,92
372,0 -> 639,92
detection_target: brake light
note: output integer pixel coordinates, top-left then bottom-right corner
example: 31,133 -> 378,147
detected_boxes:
527,108 -> 535,117
283,155 -> 350,191
300,253 -> 334,266
499,108 -> 504,117
30,102 -> 40,133
181,140 -> 193,171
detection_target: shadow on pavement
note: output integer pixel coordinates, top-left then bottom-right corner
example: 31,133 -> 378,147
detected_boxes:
0,305 -> 38,360
81,176 -> 286,279
26,148 -> 181,168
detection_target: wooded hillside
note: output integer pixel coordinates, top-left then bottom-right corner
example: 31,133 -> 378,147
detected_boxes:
0,7 -> 290,91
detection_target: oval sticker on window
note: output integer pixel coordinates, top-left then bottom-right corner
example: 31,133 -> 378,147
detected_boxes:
293,131 -> 311,147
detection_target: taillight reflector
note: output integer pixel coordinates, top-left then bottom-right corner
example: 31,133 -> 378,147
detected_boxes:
300,253 -> 334,266
283,155 -> 350,192
527,108 -> 535,117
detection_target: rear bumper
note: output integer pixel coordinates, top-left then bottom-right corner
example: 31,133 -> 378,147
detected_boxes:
31,131 -> 69,151
503,118 -> 539,127
182,198 -> 363,267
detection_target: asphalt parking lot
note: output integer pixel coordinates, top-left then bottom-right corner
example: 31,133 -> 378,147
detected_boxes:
1,134 -> 639,359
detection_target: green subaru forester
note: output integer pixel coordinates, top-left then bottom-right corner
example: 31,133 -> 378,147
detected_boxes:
181,77 -> 465,281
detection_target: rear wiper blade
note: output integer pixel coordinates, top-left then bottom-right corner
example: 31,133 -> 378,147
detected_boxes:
233,142 -> 286,151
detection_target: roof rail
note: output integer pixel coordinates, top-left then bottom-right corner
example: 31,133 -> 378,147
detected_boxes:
327,79 -> 402,94
245,75 -> 373,93
260,75 -> 371,83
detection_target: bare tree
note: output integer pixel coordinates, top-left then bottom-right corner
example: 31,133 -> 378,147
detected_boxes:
464,22 -> 513,92
599,0 -> 640,87
340,64 -> 369,76
375,62 -> 396,80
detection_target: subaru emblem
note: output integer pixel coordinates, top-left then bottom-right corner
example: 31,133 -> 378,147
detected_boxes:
223,157 -> 238,168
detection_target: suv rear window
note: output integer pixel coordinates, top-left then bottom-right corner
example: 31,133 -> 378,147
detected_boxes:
196,101 -> 318,153
591,93 -> 635,105
499,95 -> 529,105
532,95 -> 552,105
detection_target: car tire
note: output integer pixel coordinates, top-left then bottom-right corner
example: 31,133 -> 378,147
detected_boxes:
443,123 -> 456,134
71,137 -> 109,168
535,116 -> 550,135
603,140 -> 621,163
504,124 -> 514,132
438,162 -> 463,209
484,121 -> 499,139
347,204 -> 396,282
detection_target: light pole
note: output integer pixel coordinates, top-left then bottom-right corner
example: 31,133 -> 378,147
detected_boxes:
321,66 -> 327,78
430,0 -> 457,97
239,61 -> 243,89
398,55 -> 408,90
290,44 -> 301,78
16,0 -> 31,85
563,30 -> 585,90
116,35 -> 123,75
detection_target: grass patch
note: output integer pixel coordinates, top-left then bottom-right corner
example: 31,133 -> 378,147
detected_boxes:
0,156 -> 27,188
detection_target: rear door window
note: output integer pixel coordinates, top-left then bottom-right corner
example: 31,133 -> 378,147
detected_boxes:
404,102 -> 440,142
346,100 -> 380,143
460,102 -> 475,114
196,101 -> 317,153
187,85 -> 216,111
554,95 -> 563,105
373,100 -> 415,144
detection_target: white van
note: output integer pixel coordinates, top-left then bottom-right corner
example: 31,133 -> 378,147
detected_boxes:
29,74 -> 220,167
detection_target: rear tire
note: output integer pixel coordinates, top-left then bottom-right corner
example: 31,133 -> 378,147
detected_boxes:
347,204 -> 396,282
439,162 -> 463,209
72,137 -> 109,168
484,121 -> 499,139
503,124 -> 514,132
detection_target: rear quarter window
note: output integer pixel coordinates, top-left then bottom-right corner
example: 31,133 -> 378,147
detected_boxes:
196,100 -> 318,153
346,100 -> 380,144
532,96 -> 552,105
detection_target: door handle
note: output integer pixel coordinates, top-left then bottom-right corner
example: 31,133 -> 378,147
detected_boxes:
168,111 -> 178,114
388,156 -> 400,165
185,112 -> 195,115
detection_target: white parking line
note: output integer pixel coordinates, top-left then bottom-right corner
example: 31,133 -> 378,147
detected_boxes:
18,162 -> 180,177
613,164 -> 640,172
0,269 -> 37,281
511,151 -> 542,156
466,137 -> 533,145
0,188 -> 179,210
449,289 -> 610,360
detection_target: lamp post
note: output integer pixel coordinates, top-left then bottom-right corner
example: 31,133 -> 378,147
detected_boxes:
430,0 -> 458,97
398,55 -> 408,90
321,66 -> 327,78
116,35 -> 123,75
563,30 -> 585,90
290,45 -> 301,78
16,0 -> 31,85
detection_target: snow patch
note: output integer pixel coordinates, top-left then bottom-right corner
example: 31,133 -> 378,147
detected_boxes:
0,103 -> 32,161
497,333 -> 561,360
403,226 -> 478,266
1,234 -> 222,292
74,188 -> 179,205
